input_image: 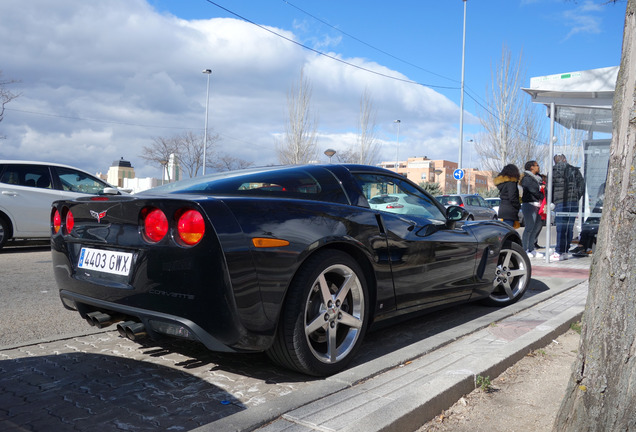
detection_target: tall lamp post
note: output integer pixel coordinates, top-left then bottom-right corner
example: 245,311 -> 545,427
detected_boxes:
202,69 -> 212,175
457,0 -> 468,193
394,120 -> 401,173
324,148 -> 336,163
434,169 -> 443,192
467,139 -> 474,194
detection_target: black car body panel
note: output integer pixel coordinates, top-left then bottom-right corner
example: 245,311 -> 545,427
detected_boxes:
52,164 -> 526,374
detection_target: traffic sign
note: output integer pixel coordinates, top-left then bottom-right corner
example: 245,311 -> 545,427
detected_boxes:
453,169 -> 464,180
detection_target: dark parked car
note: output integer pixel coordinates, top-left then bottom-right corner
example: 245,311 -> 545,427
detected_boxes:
52,164 -> 531,376
436,194 -> 498,221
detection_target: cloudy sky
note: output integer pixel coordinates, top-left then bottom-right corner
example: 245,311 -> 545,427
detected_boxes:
0,0 -> 627,179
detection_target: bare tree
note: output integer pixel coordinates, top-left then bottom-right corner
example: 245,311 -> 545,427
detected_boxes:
277,68 -> 318,165
140,135 -> 179,182
554,125 -> 587,167
1,71 -> 20,138
554,1 -> 636,429
334,148 -> 358,163
210,154 -> 254,172
178,130 -> 214,178
140,130 -> 219,180
511,104 -> 549,167
354,88 -> 380,165
477,45 -> 547,172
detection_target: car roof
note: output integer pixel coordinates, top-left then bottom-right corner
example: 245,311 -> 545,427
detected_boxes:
0,160 -> 93,173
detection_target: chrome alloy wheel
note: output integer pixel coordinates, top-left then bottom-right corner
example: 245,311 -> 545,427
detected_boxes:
490,243 -> 531,305
304,263 -> 365,364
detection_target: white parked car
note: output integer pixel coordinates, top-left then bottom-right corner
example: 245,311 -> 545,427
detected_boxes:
484,197 -> 500,214
0,160 -> 123,249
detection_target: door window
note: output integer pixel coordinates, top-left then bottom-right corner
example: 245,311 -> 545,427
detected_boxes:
353,173 -> 445,221
55,167 -> 110,194
0,164 -> 52,189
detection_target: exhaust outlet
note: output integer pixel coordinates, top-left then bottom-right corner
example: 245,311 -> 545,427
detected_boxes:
116,321 -> 147,341
85,311 -> 121,329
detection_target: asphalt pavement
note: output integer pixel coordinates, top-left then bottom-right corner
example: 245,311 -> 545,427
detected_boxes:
0,244 -> 591,432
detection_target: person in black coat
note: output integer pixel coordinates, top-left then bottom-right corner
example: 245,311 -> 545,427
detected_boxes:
551,155 -> 585,259
520,160 -> 545,258
494,164 -> 521,228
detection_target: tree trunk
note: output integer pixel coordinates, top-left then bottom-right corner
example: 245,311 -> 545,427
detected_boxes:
554,1 -> 636,430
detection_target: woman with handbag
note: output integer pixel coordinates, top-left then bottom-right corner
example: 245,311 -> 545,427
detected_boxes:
520,161 -> 545,258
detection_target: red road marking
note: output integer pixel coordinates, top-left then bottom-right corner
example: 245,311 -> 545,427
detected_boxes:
532,265 -> 590,279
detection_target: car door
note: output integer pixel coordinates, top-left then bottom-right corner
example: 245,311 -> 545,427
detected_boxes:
0,164 -> 64,237
353,173 -> 479,311
465,195 -> 491,220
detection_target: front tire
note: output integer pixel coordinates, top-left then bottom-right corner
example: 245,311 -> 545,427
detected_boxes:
267,250 -> 369,376
483,242 -> 531,306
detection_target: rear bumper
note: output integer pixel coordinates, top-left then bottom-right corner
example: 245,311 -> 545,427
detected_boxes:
60,289 -> 238,352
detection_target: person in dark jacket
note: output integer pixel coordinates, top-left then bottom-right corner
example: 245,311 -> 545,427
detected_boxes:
494,164 -> 521,228
520,160 -> 544,258
551,154 -> 585,260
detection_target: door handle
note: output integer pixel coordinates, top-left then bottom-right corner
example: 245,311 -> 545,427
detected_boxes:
1,191 -> 18,196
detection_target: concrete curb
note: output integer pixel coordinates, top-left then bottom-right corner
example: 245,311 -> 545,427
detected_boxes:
351,295 -> 585,432
196,277 -> 587,432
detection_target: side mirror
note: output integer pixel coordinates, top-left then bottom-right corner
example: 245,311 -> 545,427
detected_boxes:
446,205 -> 469,222
102,187 -> 121,195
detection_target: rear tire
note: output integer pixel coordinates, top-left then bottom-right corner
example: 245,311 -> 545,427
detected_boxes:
483,242 -> 531,306
267,250 -> 369,376
0,217 -> 9,250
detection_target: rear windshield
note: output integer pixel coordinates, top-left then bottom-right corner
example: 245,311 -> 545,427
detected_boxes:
436,196 -> 461,206
146,167 -> 349,204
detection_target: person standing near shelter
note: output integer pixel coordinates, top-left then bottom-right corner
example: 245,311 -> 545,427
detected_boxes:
494,164 -> 521,228
551,154 -> 585,260
520,160 -> 544,258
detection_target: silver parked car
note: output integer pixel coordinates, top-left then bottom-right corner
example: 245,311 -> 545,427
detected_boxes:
485,196 -> 525,226
0,160 -> 122,249
435,194 -> 498,221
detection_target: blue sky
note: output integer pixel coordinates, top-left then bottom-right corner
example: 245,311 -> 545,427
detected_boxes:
0,0 -> 627,178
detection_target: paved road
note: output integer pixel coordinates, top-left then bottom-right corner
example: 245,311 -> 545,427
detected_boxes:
0,245 -> 582,431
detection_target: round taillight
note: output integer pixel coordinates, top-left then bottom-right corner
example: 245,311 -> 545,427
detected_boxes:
65,210 -> 74,234
177,210 -> 205,245
144,208 -> 169,242
52,209 -> 61,234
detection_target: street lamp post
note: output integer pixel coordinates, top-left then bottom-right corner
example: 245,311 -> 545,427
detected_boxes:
202,69 -> 212,176
467,139 -> 474,194
434,169 -> 443,192
457,0 -> 468,194
324,148 -> 336,163
394,120 -> 401,173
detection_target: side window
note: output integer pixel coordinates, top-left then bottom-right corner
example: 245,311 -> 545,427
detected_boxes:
55,167 -> 109,194
0,164 -> 51,189
353,173 -> 445,221
475,196 -> 488,207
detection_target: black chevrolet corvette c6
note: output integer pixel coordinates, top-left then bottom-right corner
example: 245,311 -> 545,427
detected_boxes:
51,164 -> 531,376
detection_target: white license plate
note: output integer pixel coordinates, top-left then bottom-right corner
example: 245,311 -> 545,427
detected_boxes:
78,247 -> 133,276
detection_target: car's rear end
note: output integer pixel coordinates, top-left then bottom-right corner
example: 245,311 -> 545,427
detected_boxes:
51,194 -> 251,352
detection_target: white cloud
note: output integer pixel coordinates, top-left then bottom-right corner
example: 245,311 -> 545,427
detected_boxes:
0,0 -> 462,179
562,1 -> 603,40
